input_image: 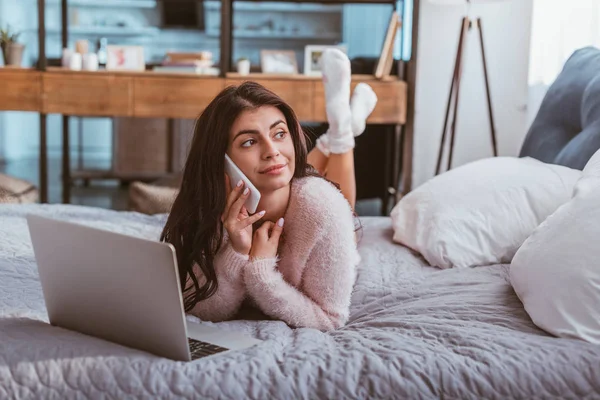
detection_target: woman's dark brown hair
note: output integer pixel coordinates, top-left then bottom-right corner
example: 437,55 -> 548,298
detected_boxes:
160,81 -> 320,312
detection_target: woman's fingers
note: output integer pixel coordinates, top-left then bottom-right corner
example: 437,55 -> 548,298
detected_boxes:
226,178 -> 243,209
239,210 -> 266,229
254,221 -> 273,239
222,177 -> 244,222
270,218 -> 284,242
230,186 -> 251,221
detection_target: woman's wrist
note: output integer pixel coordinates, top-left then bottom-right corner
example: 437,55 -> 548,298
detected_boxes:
245,257 -> 279,283
231,243 -> 249,256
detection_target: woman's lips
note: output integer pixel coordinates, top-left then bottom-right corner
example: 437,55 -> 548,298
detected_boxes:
260,164 -> 287,175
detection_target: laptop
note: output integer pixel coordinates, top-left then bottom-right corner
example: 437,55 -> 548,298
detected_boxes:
26,214 -> 262,362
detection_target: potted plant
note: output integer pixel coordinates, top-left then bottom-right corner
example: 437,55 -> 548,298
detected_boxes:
236,57 -> 251,75
0,25 -> 25,67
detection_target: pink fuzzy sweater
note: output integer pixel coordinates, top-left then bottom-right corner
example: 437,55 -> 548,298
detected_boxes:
189,176 -> 360,331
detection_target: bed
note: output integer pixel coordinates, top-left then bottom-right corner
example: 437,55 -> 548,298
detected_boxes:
2,47 -> 600,399
1,204 -> 600,399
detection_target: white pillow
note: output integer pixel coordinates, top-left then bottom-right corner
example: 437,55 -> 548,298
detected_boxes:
573,145 -> 600,196
510,150 -> 600,344
390,157 -> 581,269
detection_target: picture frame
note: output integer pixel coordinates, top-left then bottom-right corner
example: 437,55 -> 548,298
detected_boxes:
106,45 -> 146,72
260,50 -> 298,75
303,44 -> 347,76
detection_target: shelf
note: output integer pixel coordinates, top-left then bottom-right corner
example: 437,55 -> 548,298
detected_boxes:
230,0 -> 394,3
45,0 -> 157,8
226,72 -> 398,81
206,29 -> 340,40
40,69 -> 397,82
46,66 -> 222,80
227,72 -> 321,80
45,26 -> 161,37
205,1 -> 342,12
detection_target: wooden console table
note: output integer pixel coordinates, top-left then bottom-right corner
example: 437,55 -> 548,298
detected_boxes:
0,68 -> 406,121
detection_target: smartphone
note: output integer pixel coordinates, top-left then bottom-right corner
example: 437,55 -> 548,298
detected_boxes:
224,154 -> 261,214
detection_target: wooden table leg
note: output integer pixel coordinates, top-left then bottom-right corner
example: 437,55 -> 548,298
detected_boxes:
167,118 -> 175,173
391,123 -> 402,205
399,121 -> 413,201
62,115 -> 71,203
382,124 -> 393,216
39,113 -> 48,203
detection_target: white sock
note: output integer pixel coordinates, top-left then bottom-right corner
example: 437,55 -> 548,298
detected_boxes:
320,48 -> 354,154
350,83 -> 378,137
316,83 -> 379,157
315,133 -> 331,157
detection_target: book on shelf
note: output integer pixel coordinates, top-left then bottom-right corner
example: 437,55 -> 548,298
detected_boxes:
374,11 -> 401,79
155,51 -> 218,75
153,66 -> 219,75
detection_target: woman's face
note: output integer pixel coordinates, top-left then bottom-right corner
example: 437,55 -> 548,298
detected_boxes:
227,106 -> 296,193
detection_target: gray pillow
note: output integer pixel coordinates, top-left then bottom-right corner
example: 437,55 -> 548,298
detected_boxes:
520,46 -> 600,170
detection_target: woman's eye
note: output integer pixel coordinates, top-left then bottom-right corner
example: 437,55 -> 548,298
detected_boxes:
241,139 -> 255,148
275,131 -> 286,139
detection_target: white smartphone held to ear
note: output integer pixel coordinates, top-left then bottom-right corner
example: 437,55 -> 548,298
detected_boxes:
224,154 -> 261,214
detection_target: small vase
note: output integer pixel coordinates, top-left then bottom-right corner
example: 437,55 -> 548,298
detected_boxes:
7,43 -> 25,67
1,42 -> 7,66
237,59 -> 250,75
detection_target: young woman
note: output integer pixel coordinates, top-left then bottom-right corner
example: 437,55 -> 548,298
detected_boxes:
161,49 -> 377,331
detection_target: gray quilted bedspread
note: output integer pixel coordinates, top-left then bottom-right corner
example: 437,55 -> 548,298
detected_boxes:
1,204 -> 599,399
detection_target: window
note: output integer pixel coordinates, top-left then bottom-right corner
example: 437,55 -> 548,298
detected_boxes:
529,0 -> 600,85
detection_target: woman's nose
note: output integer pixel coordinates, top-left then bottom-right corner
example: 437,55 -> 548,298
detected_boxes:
263,138 -> 280,159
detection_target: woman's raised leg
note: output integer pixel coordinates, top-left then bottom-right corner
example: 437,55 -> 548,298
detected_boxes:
322,151 -> 356,209
307,141 -> 329,175
315,49 -> 377,209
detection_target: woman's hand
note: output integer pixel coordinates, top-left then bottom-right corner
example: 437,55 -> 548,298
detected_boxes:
222,175 -> 265,255
249,218 -> 284,261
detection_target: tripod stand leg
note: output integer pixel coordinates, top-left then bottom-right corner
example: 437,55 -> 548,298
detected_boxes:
477,18 -> 498,157
436,17 -> 469,175
447,18 -> 470,171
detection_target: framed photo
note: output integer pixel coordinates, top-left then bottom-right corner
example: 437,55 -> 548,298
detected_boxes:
260,50 -> 298,74
106,45 -> 146,71
303,45 -> 347,76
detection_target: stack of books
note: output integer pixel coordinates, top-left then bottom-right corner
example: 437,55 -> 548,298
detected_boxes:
153,52 -> 219,75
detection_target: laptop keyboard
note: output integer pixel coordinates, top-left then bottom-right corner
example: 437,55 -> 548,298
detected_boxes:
188,338 -> 229,360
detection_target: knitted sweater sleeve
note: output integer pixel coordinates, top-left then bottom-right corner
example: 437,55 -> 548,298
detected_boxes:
188,236 -> 249,322
244,180 -> 360,331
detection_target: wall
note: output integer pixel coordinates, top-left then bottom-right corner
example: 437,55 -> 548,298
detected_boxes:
412,0 -> 534,188
0,0 -> 38,162
343,4 -> 393,59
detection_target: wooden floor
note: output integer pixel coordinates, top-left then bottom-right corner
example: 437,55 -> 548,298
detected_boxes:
0,157 -> 382,215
